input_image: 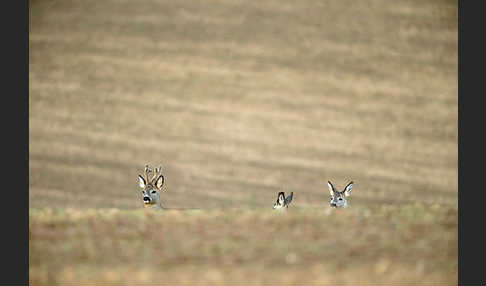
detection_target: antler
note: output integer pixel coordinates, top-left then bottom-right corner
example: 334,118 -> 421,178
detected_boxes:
150,165 -> 164,184
142,164 -> 164,189
144,164 -> 153,184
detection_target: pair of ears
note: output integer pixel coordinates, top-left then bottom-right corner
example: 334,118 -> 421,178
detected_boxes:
278,192 -> 293,202
328,181 -> 354,196
138,174 -> 164,190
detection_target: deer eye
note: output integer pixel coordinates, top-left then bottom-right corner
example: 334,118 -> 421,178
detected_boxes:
151,190 -> 157,194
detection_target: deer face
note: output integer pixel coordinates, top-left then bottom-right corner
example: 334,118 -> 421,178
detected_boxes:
328,181 -> 354,208
138,165 -> 165,208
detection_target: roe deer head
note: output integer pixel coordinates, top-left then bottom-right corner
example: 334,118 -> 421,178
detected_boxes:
273,191 -> 294,210
328,181 -> 354,208
138,164 -> 165,209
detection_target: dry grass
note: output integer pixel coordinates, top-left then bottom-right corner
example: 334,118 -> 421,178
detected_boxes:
29,205 -> 457,286
29,0 -> 457,285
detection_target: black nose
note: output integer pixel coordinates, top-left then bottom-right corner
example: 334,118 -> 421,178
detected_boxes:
143,197 -> 150,202
330,203 -> 337,207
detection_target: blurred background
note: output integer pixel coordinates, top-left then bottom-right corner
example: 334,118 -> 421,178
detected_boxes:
29,0 -> 457,210
29,0 -> 457,285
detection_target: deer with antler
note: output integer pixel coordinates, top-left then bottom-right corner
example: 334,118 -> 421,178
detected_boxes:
138,164 -> 165,209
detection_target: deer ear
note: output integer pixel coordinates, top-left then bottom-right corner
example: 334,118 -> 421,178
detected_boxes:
155,175 -> 164,189
328,181 -> 335,195
285,192 -> 293,204
344,181 -> 354,196
138,175 -> 146,189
